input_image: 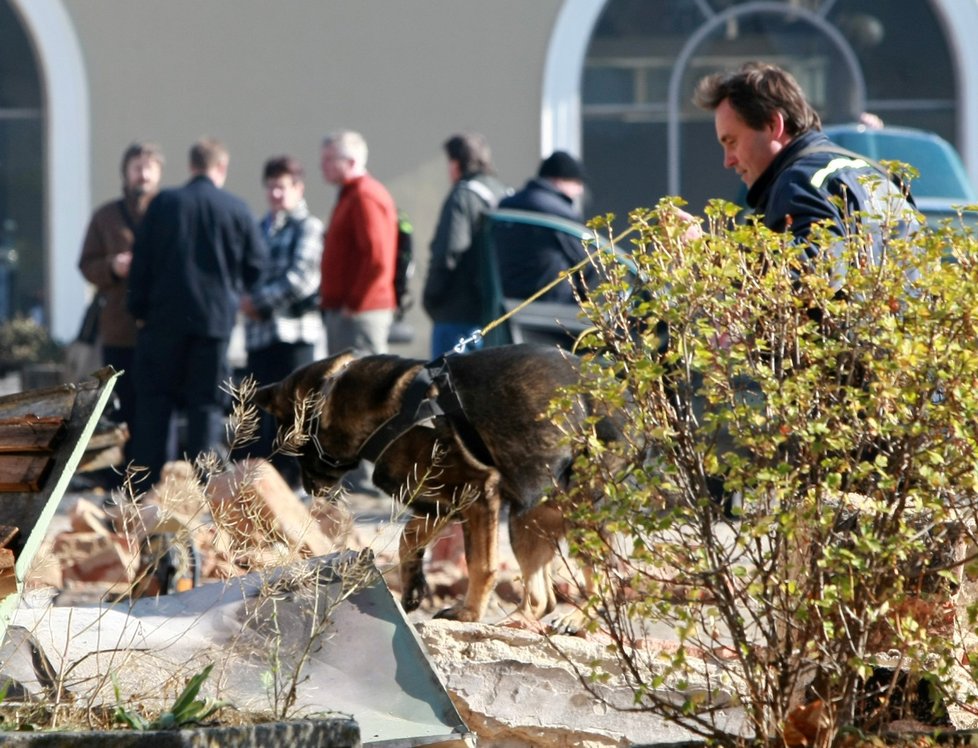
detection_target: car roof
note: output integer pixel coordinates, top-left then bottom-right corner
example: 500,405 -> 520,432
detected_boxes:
486,207 -> 637,273
486,207 -> 604,239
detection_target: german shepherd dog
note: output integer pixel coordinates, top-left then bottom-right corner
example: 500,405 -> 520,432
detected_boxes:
254,343 -> 619,623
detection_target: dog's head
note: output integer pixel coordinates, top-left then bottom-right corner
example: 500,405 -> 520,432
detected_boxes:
254,350 -> 425,495
254,350 -> 359,494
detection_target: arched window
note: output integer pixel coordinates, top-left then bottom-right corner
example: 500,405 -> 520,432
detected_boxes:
580,0 -> 956,221
0,0 -> 44,322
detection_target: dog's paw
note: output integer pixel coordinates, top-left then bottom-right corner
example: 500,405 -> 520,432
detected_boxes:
545,609 -> 589,637
401,578 -> 428,613
433,604 -> 481,622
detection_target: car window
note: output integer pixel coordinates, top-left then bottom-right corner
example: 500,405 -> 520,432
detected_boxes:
483,209 -> 638,350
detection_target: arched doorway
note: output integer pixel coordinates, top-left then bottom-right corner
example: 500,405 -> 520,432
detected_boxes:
7,0 -> 90,341
0,0 -> 44,322
546,0 -> 966,224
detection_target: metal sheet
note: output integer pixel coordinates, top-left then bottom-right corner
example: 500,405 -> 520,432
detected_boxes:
11,553 -> 475,747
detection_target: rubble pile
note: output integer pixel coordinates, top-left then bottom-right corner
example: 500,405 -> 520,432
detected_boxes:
26,458 -> 522,616
26,459 -> 402,600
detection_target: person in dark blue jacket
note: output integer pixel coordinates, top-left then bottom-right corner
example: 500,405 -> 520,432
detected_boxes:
496,151 -> 595,304
128,138 -> 267,486
691,61 -> 918,275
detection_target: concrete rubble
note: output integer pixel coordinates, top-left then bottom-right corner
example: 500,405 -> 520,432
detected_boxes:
10,553 -> 473,747
11,454 -> 978,746
12,456 -> 726,746
416,620 -> 716,748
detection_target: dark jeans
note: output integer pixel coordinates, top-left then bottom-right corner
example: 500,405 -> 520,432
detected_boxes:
131,331 -> 229,488
101,344 -> 136,460
240,340 -> 315,487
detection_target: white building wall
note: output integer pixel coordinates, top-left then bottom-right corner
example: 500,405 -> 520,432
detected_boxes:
10,0 -> 978,346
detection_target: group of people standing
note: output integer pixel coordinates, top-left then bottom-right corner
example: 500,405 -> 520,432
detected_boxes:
77,60 -> 905,496
78,133 -> 389,488
77,130 -> 589,491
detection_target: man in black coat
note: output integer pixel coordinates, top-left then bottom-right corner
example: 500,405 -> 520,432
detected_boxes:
128,138 -> 267,486
496,151 -> 594,304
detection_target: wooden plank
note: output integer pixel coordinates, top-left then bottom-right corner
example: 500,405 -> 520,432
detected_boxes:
0,525 -> 18,550
0,415 -> 66,453
0,571 -> 16,600
0,454 -> 54,492
0,548 -> 15,599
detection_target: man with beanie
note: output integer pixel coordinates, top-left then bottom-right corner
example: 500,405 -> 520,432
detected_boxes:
496,150 -> 594,304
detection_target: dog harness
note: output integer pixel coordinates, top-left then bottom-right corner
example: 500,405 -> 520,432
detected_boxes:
355,355 -> 494,467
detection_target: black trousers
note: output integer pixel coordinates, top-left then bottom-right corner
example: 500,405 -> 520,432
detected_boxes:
131,331 -> 229,488
102,344 -> 136,461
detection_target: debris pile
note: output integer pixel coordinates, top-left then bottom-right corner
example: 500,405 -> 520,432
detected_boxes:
27,458 -> 500,614
27,459 -> 397,600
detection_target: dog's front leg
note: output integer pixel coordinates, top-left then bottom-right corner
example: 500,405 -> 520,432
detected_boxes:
399,513 -> 440,612
510,502 -> 564,620
435,479 -> 501,622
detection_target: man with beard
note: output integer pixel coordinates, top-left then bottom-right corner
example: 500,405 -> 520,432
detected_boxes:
78,141 -> 164,475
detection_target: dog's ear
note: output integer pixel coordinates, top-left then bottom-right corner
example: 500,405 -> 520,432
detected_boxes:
254,351 -> 358,420
253,381 -> 284,419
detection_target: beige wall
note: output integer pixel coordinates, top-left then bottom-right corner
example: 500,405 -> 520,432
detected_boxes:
62,0 -> 564,356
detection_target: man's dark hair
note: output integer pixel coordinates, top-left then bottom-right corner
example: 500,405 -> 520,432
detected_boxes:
120,141 -> 164,176
189,137 -> 228,171
262,155 -> 304,183
693,61 -> 821,137
444,132 -> 493,176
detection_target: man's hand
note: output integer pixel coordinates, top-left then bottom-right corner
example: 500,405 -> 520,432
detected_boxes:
239,294 -> 261,320
668,207 -> 704,242
111,251 -> 132,279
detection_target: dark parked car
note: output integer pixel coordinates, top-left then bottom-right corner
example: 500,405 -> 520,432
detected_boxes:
481,208 -> 632,349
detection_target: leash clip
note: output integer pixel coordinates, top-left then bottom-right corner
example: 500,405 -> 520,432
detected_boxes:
452,330 -> 483,354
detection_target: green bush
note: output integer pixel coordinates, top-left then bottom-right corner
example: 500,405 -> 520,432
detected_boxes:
553,196 -> 978,745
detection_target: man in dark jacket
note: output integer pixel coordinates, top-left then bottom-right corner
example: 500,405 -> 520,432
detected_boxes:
422,132 -> 509,356
687,62 -> 919,513
691,61 -> 918,274
496,151 -> 593,304
128,138 -> 267,486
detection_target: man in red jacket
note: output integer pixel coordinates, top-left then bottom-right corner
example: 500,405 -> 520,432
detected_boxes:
319,130 -> 398,355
